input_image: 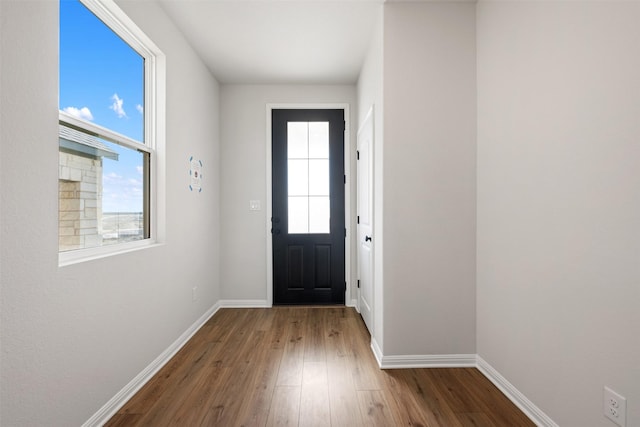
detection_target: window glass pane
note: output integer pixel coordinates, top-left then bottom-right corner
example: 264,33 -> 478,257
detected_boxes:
308,159 -> 329,196
309,197 -> 330,233
101,146 -> 145,247
288,197 -> 309,234
286,121 -> 331,234
288,159 -> 309,196
59,0 -> 144,143
309,122 -> 329,159
59,127 -> 145,251
287,122 -> 308,158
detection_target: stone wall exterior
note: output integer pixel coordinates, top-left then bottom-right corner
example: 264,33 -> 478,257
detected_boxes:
58,151 -> 103,251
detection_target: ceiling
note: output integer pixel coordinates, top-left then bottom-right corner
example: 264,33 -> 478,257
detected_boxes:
158,0 -> 383,84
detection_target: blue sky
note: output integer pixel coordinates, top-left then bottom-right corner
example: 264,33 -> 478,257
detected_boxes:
59,0 -> 145,213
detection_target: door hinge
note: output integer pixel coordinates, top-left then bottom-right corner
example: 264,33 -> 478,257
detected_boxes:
344,228 -> 347,237
357,279 -> 360,288
357,215 -> 360,224
344,174 -> 346,184
343,120 -> 346,132
356,150 -> 360,160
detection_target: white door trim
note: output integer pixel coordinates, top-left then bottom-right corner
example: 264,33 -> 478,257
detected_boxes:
266,103 -> 352,307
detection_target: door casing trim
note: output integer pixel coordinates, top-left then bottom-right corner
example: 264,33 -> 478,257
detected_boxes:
266,103 -> 351,307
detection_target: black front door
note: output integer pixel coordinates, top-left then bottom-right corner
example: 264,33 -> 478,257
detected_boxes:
272,109 -> 345,305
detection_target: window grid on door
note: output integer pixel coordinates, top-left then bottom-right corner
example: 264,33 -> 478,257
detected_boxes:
287,121 -> 330,234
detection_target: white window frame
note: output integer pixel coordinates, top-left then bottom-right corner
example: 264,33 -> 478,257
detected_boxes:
58,0 -> 166,266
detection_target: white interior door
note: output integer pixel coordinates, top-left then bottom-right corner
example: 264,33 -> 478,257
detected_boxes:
357,108 -> 374,334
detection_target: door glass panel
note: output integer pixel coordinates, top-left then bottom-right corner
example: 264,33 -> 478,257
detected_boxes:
309,122 -> 329,158
287,121 -> 330,234
287,122 -> 308,158
309,159 -> 329,196
309,197 -> 330,233
288,159 -> 309,196
288,196 -> 309,234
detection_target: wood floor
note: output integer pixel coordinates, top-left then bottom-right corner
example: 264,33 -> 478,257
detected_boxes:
106,307 -> 534,427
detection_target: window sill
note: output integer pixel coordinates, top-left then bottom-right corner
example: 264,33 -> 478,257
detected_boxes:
58,239 -> 163,267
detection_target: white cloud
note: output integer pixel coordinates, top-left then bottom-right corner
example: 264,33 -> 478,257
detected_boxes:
109,93 -> 127,118
103,172 -> 123,184
62,106 -> 93,121
136,104 -> 144,114
102,173 -> 144,212
136,166 -> 143,175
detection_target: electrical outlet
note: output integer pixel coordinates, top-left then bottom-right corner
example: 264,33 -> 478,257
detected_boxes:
192,286 -> 198,302
604,386 -> 626,427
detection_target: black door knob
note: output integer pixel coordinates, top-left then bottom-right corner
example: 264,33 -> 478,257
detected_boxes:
365,235 -> 372,242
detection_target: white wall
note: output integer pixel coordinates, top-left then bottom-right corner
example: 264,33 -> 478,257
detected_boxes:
357,5 -> 385,350
381,3 -> 477,356
477,2 -> 640,426
0,1 -> 221,425
219,85 -> 357,304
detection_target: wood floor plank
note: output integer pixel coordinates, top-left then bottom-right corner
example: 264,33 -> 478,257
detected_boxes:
276,314 -> 305,386
327,358 -> 365,427
324,310 -> 349,362
199,362 -> 256,426
457,412 -> 496,427
303,308 -> 327,363
357,389 -> 398,426
268,307 -> 290,350
266,385 -> 301,427
452,368 -> 534,427
428,368 -> 482,413
236,347 -> 284,427
124,341 -> 221,426
103,413 -> 142,427
107,307 -> 536,427
348,328 -> 383,390
165,365 -> 229,426
384,368 -> 462,427
298,361 -> 330,427
325,312 -> 366,426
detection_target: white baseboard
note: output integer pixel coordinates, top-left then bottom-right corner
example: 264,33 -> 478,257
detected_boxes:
476,356 -> 558,427
219,299 -> 356,309
82,302 -> 221,427
370,338 -> 384,367
379,353 -> 476,369
219,299 -> 270,308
